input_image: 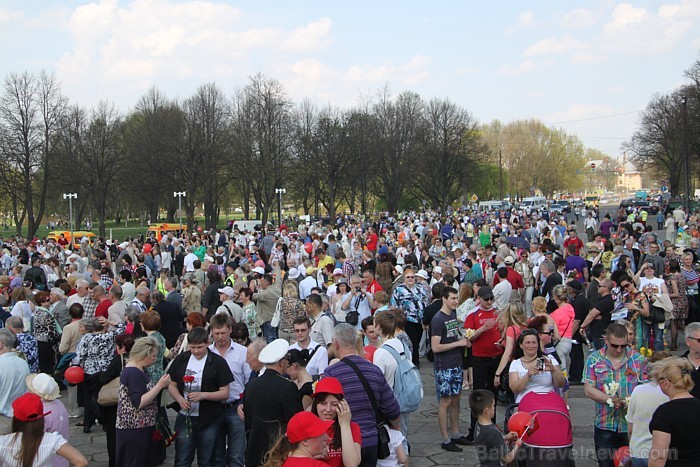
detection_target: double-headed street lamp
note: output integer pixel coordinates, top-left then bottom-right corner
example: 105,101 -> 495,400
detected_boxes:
63,193 -> 77,246
174,191 -> 186,230
275,188 -> 286,227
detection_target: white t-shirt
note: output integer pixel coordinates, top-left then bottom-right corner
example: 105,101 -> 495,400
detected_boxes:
182,354 -> 207,417
373,338 -> 406,388
288,339 -> 328,377
0,431 -> 67,467
376,425 -> 405,467
509,355 -> 559,403
639,276 -> 665,296
625,383 -> 669,458
493,280 -> 512,312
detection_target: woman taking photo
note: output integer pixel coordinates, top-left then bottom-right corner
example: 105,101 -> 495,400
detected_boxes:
649,357 -> 700,467
116,336 -> 172,467
508,328 -> 565,403
0,393 -> 88,467
310,377 -> 361,467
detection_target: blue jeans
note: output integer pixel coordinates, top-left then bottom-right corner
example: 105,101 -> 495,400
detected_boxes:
630,457 -> 648,467
214,405 -> 245,467
640,320 -> 664,351
262,321 -> 278,343
594,427 -> 628,467
174,414 -> 222,467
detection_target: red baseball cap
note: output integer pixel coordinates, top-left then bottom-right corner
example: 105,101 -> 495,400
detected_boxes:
13,393 -> 51,422
286,411 -> 333,444
312,377 -> 344,397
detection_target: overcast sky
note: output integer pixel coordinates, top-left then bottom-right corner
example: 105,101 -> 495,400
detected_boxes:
2,0 -> 699,159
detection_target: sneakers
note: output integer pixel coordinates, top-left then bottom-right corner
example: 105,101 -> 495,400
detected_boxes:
451,435 -> 474,446
441,441 -> 463,452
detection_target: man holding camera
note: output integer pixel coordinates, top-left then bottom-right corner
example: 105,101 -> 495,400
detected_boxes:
341,275 -> 375,329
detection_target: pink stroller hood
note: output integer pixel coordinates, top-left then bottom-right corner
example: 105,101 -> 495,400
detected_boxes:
518,391 -> 573,448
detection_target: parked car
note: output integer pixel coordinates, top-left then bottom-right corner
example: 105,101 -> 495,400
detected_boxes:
549,203 -> 564,214
558,200 -> 571,213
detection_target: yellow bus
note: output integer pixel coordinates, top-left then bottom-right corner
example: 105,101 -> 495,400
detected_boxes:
584,194 -> 599,209
146,223 -> 186,242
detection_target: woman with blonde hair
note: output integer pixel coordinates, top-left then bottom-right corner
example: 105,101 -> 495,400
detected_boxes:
116,336 -> 172,467
649,357 -> 700,466
494,301 -> 528,403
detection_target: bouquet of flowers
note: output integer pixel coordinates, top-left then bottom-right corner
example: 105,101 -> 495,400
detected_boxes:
604,381 -> 627,409
464,328 -> 476,339
153,412 -> 177,447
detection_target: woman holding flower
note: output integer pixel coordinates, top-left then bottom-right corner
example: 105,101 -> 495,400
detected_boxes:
116,336 -> 172,467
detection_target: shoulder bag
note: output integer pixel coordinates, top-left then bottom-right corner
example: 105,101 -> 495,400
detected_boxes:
342,357 -> 391,459
98,354 -> 124,407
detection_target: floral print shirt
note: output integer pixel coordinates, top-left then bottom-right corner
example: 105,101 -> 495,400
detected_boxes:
390,283 -> 427,324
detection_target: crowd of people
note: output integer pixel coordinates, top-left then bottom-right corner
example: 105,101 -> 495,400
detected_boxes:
0,202 -> 698,466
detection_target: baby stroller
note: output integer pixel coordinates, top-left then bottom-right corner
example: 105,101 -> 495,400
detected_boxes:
504,391 -> 575,467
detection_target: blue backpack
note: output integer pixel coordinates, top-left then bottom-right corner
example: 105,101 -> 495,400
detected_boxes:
382,343 -> 423,413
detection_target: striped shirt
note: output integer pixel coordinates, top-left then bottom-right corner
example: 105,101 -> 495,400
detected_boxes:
323,355 -> 400,448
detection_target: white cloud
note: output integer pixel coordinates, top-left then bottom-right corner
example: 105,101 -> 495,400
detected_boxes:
524,37 -> 585,57
603,3 -> 647,34
283,55 -> 432,106
560,8 -> 597,30
517,11 -> 534,27
44,0 -> 345,106
0,7 -> 24,23
499,60 -> 538,75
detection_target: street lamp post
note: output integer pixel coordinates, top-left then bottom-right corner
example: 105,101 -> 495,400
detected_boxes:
275,188 -> 286,227
62,193 -> 77,247
174,191 -> 186,231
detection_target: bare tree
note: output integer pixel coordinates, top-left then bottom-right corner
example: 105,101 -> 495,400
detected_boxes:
232,74 -> 293,225
0,71 -> 67,236
412,98 -> 484,211
625,92 -> 687,196
371,88 -> 424,213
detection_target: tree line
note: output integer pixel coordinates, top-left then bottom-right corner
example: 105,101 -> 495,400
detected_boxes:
0,71 -> 594,239
625,55 -> 700,196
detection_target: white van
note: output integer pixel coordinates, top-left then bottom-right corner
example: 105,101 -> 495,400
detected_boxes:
521,196 -> 548,212
478,200 -> 504,211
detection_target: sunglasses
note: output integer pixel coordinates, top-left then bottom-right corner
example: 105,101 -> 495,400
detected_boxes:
621,283 -> 632,290
537,330 -> 553,336
481,296 -> 494,302
687,336 -> 700,343
521,329 -> 538,336
609,343 -> 629,349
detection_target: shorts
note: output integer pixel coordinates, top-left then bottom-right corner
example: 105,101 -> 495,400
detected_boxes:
434,367 -> 463,397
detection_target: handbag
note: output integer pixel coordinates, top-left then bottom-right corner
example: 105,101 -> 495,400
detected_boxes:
644,293 -> 666,324
97,355 -> 123,407
342,357 -> 391,459
270,298 -> 282,328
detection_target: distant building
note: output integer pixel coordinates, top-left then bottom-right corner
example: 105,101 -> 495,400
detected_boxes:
617,154 -> 642,192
